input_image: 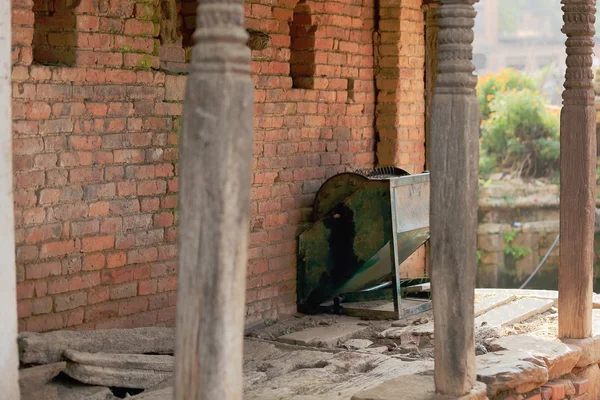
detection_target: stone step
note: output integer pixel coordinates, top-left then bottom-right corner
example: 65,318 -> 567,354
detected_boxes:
475,297 -> 554,327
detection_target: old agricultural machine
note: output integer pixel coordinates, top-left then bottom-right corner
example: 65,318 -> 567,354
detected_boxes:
297,167 -> 431,319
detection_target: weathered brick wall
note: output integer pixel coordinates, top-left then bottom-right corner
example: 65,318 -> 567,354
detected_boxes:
12,0 -> 181,331
12,0 -> 427,331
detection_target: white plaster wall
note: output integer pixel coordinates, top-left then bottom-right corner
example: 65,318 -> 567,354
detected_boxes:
0,0 -> 21,396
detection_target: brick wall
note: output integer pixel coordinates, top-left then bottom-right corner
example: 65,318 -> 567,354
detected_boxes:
12,0 -> 427,331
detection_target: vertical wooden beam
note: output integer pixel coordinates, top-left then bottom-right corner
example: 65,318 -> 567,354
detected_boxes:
0,0 -> 20,395
173,0 -> 253,396
559,0 -> 596,339
429,0 -> 479,396
423,2 -> 439,278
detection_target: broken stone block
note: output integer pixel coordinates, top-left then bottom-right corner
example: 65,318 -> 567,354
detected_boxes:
277,323 -> 368,347
64,350 -> 174,389
351,373 -> 487,400
18,327 -> 175,364
490,335 -> 582,380
378,322 -> 434,339
562,335 -> 600,367
19,362 -> 66,390
476,350 -> 548,396
65,350 -> 174,371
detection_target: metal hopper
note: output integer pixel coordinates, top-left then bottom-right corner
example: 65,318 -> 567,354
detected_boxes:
297,167 -> 430,319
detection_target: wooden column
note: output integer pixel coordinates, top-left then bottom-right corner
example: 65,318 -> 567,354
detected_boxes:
173,0 -> 253,397
558,0 -> 597,339
429,0 -> 479,396
0,0 -> 20,394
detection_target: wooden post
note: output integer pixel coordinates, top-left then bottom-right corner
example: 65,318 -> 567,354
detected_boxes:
173,0 -> 253,397
0,0 -> 20,394
429,0 -> 480,396
558,0 -> 597,339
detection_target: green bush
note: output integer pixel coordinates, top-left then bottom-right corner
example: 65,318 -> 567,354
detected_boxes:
477,68 -> 537,120
477,68 -> 560,179
479,88 -> 559,178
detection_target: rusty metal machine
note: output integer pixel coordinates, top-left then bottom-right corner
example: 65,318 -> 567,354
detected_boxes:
297,167 -> 431,319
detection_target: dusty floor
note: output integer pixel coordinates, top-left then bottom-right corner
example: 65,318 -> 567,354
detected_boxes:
240,292 -> 561,399
28,290 -> 565,399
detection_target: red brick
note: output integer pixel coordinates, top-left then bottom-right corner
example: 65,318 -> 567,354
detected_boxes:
110,282 -> 138,300
17,282 -> 34,300
71,220 -> 100,237
88,286 -> 110,305
81,235 -> 115,252
115,233 -> 135,249
32,297 -> 53,315
102,267 -> 134,285
83,253 -> 106,271
123,19 -> 154,36
25,223 -> 62,244
70,135 -> 102,150
18,300 -> 32,318
138,279 -> 157,295
101,217 -> 123,234
47,277 -> 69,295
60,151 -> 93,167
26,314 -> 65,332
39,240 -> 78,259
128,248 -> 158,264
89,201 -> 110,217
157,276 -> 177,293
153,212 -> 173,228
54,291 -> 87,312
107,251 -> 127,268
68,272 -> 101,291
157,306 -> 175,323
85,302 -> 119,322
543,380 -> 567,400
118,297 -> 148,316
26,102 -> 52,119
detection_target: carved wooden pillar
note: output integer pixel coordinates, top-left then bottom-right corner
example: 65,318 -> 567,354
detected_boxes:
173,0 -> 253,397
429,0 -> 479,396
0,0 -> 20,395
559,0 -> 596,339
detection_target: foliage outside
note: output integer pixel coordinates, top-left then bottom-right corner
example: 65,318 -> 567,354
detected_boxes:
477,68 -> 560,179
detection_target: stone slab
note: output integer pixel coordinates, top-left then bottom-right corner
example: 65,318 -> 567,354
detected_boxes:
475,289 -> 558,300
351,373 -> 487,400
18,327 -> 175,364
277,322 -> 369,347
490,335 -> 582,380
474,297 -> 554,327
65,362 -> 171,389
474,294 -> 516,317
19,362 -> 66,390
476,350 -> 548,396
64,350 -> 174,371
